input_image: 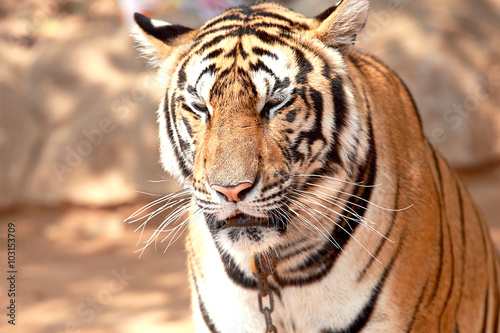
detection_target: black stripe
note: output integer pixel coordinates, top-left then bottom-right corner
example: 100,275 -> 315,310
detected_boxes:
251,29 -> 279,45
181,116 -> 195,138
289,87 -> 326,162
249,21 -> 292,30
405,279 -> 429,332
224,46 -> 237,59
186,84 -> 197,95
481,284 -> 490,333
195,63 -> 217,89
281,120 -> 377,286
473,203 -> 489,259
201,4 -> 308,32
293,48 -> 313,84
164,92 -> 191,178
198,295 -> 220,333
492,258 -> 500,331
176,60 -> 188,90
288,89 -> 310,164
252,47 -> 278,60
357,180 -> 399,281
322,75 -> 348,170
195,34 -> 228,55
475,199 -> 494,332
323,231 -> 404,333
251,9 -> 309,30
213,240 -> 283,298
249,58 -> 275,76
273,77 -> 291,94
284,108 -> 297,123
261,176 -> 289,193
428,148 -> 445,304
196,24 -> 240,40
238,42 -> 248,59
209,67 -> 232,100
191,270 -> 220,333
452,177 -> 466,329
278,242 -> 317,261
236,67 -> 258,97
307,87 -> 326,145
201,13 -> 244,31
438,211 -> 455,326
204,48 -> 224,60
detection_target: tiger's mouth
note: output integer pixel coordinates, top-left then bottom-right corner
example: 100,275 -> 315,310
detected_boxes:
210,210 -> 289,232
221,213 -> 270,229
217,213 -> 271,229
208,210 -> 289,252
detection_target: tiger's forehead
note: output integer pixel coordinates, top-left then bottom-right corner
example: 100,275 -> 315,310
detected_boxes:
197,2 -> 311,37
178,5 -> 307,107
188,2 -> 313,65
175,3 -> 341,112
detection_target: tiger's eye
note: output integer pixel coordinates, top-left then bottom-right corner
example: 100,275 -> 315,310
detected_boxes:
261,98 -> 282,118
193,103 -> 208,112
267,99 -> 280,105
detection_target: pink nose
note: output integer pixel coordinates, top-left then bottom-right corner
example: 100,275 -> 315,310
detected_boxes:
210,182 -> 253,202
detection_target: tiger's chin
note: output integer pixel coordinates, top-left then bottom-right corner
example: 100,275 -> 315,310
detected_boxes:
216,227 -> 283,254
211,213 -> 286,254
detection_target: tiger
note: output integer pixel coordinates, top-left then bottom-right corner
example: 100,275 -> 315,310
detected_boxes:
132,0 -> 500,332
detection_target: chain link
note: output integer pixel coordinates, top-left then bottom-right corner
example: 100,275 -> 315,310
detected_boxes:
252,254 -> 278,333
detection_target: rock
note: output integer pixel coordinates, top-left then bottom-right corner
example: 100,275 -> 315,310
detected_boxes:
0,40 -> 39,208
1,23 -> 180,208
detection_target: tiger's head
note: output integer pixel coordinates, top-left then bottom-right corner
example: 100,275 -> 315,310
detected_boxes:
134,0 -> 371,254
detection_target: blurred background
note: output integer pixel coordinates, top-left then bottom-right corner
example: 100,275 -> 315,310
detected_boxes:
0,0 -> 499,332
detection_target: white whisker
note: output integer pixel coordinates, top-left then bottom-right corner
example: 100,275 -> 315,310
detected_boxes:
126,188 -> 191,222
284,195 -> 334,238
292,188 -> 374,227
289,192 -> 381,264
292,174 -> 380,188
305,182 -> 413,212
291,189 -> 392,245
285,196 -> 341,249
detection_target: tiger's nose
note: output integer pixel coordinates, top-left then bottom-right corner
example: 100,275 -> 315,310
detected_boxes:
210,182 -> 253,202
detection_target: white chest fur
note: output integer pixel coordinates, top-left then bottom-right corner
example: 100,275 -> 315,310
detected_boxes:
190,219 -> 381,333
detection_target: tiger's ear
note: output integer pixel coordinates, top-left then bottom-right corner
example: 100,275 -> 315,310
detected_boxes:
311,0 -> 369,50
132,13 -> 195,66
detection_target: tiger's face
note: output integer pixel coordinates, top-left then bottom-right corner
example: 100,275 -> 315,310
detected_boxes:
134,1 -> 369,254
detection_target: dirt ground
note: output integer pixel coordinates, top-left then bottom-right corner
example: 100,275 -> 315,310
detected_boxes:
0,201 -> 194,333
1,166 -> 500,333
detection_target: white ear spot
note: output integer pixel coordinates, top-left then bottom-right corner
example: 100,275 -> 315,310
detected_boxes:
150,19 -> 171,28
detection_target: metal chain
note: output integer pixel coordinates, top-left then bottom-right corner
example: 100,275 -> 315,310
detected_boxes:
252,254 -> 278,333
